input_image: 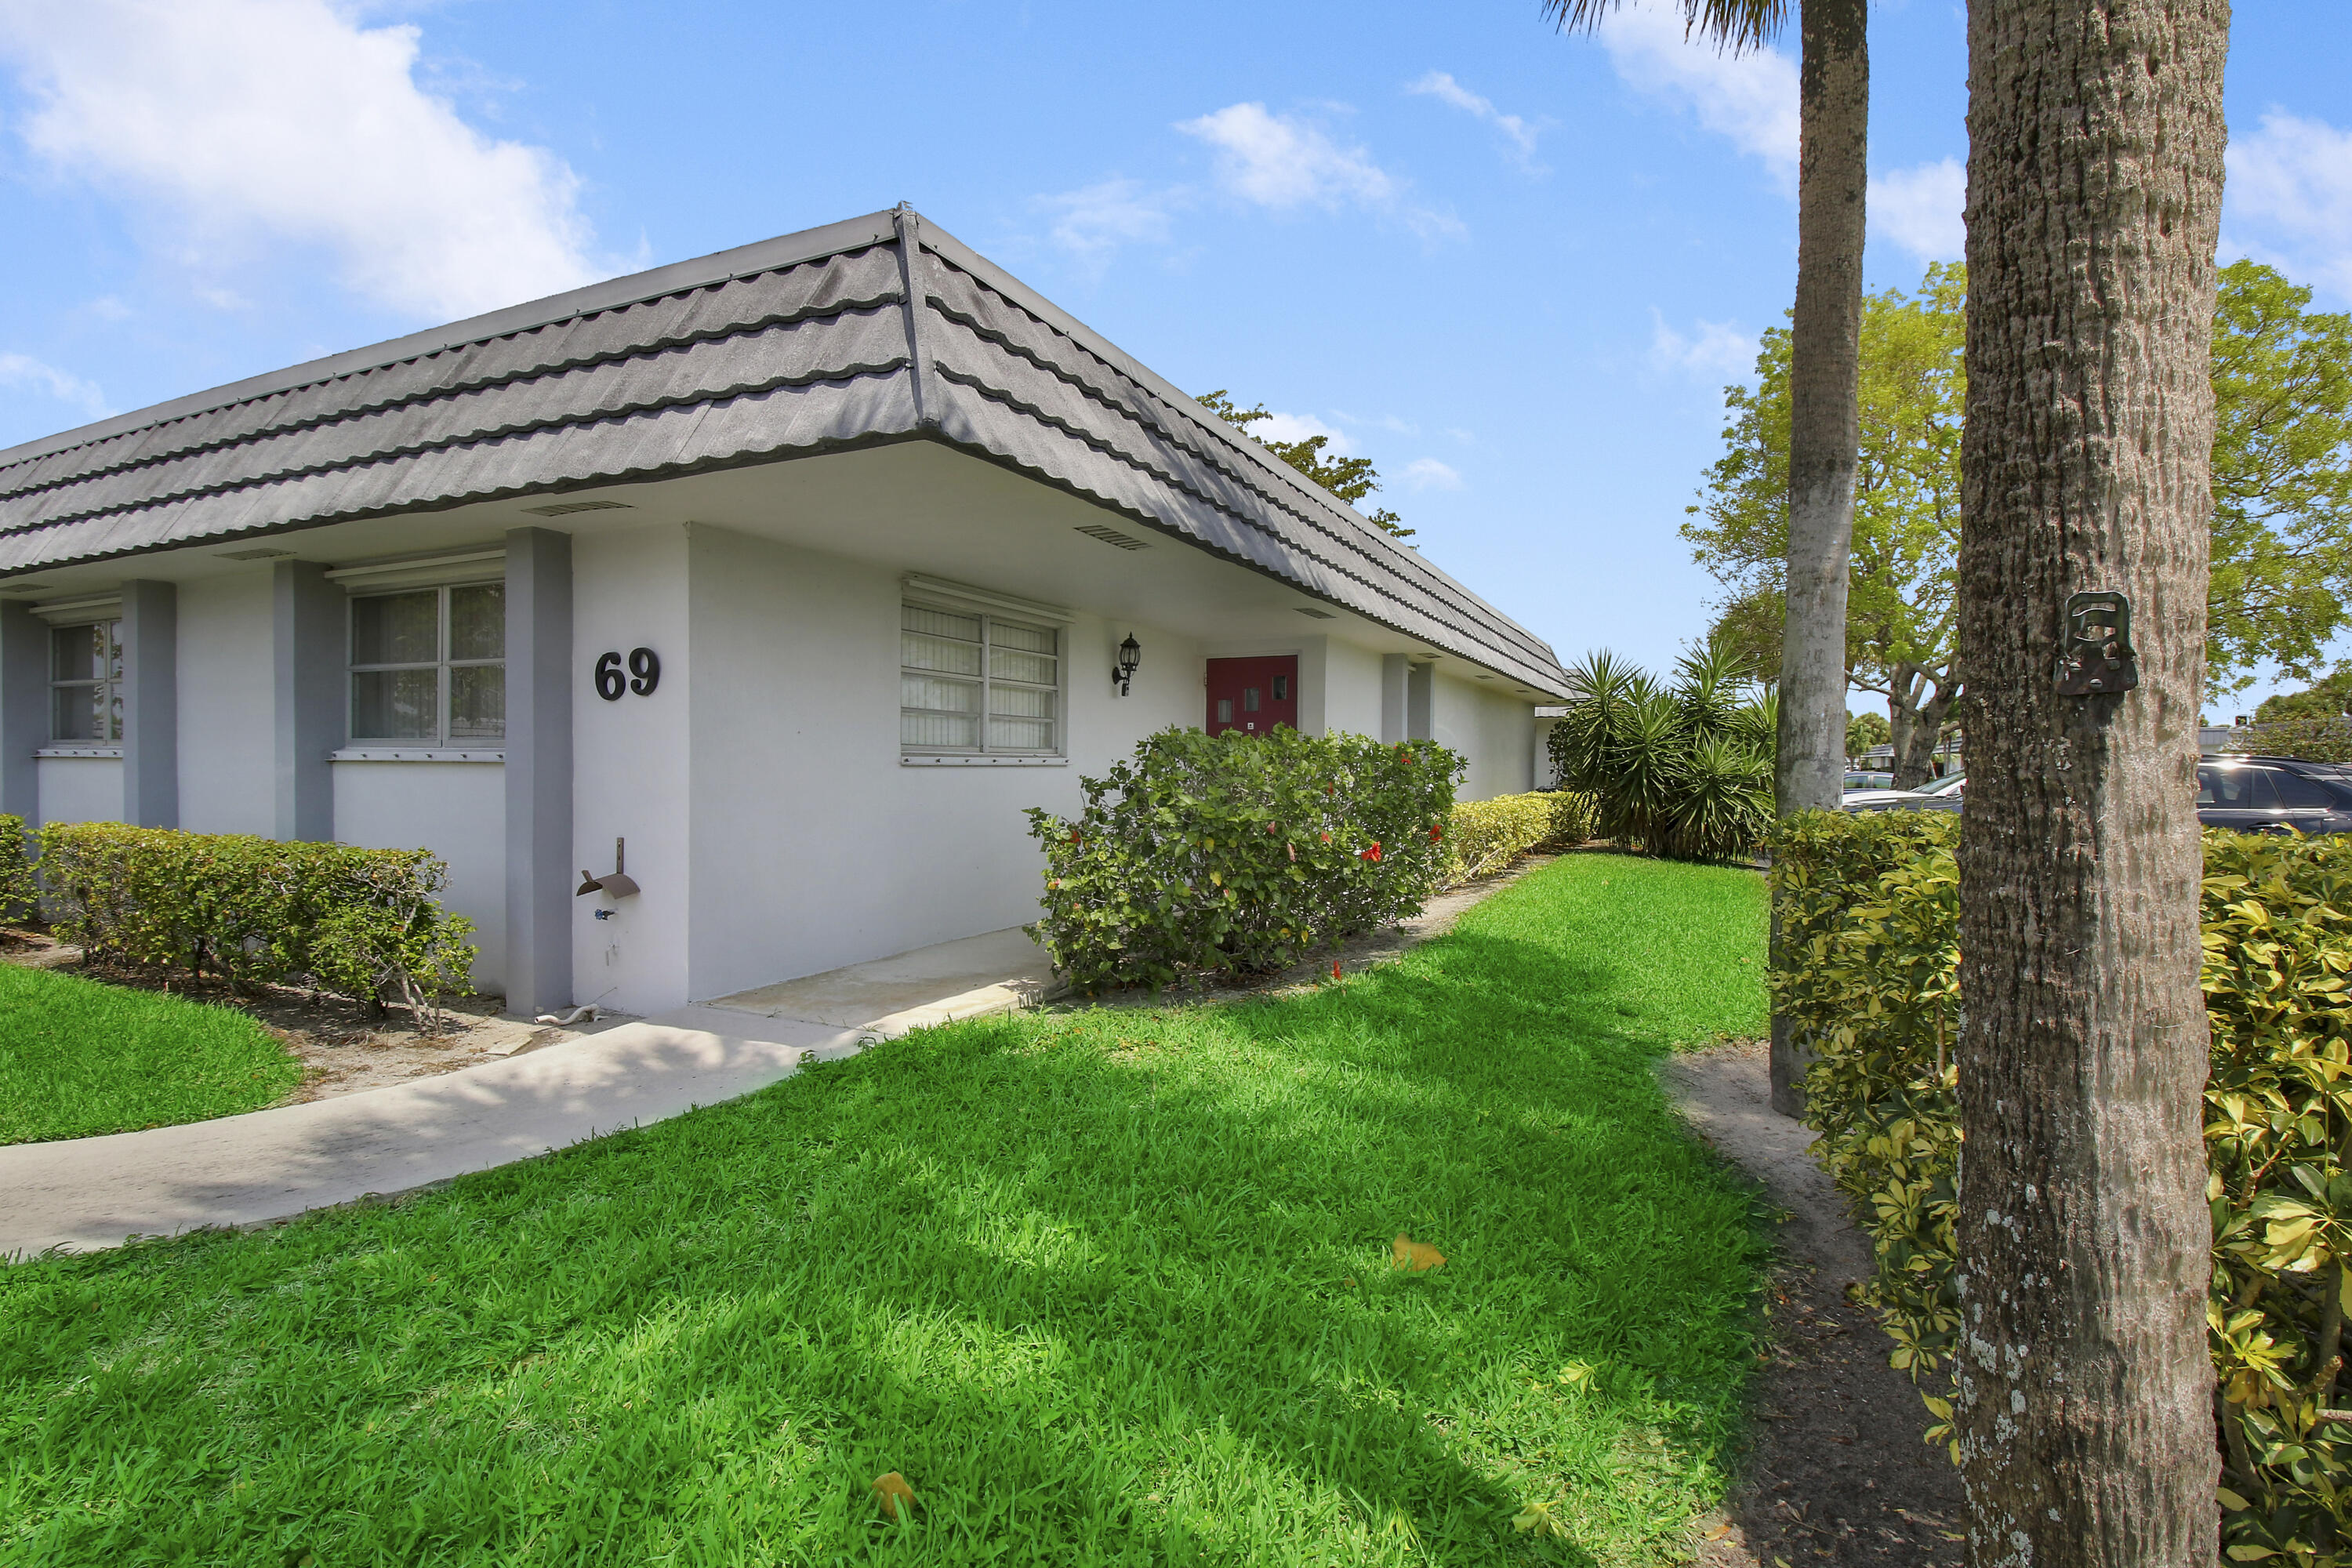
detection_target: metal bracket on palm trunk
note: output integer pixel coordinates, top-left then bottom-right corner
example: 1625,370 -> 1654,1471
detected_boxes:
2055,590 -> 2139,697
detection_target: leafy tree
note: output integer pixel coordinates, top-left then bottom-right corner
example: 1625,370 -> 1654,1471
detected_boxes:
1193,390 -> 1411,537
1688,266 -> 1962,788
1691,258 -> 2352,786
1951,2 -> 2227,1559
2255,664 -> 2352,722
2210,261 -> 2352,685
1845,709 -> 1888,760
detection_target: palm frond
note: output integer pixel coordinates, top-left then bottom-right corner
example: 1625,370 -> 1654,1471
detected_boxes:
1540,0 -> 1789,54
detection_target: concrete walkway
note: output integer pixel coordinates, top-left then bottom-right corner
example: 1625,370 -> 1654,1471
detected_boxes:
1,927 -> 1054,1261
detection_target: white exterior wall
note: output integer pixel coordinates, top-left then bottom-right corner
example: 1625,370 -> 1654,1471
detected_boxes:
36,757 -> 121,826
333,760 -> 508,990
678,523 -> 1202,1007
1321,637 -> 1386,740
1434,670 -> 1538,800
175,572 -> 274,837
570,524 -> 694,1017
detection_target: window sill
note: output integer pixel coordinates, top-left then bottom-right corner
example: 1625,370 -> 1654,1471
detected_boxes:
332,747 -> 506,764
36,746 -> 122,760
900,754 -> 1069,768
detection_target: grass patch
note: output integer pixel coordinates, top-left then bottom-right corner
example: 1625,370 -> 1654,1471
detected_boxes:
0,961 -> 301,1145
0,854 -> 1769,1566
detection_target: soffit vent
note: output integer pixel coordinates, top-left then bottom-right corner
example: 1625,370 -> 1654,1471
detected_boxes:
218,546 -> 296,561
1294,607 -> 1336,620
1073,523 -> 1149,550
521,499 -> 633,517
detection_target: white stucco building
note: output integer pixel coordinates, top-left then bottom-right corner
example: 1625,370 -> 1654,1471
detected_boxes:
0,208 -> 1570,1018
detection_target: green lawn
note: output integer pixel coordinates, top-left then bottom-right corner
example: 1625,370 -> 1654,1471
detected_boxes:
0,854 -> 1769,1566
0,961 -> 302,1145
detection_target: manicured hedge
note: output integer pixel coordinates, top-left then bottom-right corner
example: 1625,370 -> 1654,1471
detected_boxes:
0,814 -> 32,924
36,823 -> 477,1019
1443,790 -> 1597,886
1771,810 -> 2352,1561
1027,727 -> 1459,992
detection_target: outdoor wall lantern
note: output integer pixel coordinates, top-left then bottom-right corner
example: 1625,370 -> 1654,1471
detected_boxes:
1112,633 -> 1142,696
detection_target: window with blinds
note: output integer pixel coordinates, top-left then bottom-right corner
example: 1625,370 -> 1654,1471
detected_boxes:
901,602 -> 1061,755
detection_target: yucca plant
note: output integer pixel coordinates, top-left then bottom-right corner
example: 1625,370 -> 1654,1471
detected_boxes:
1550,637 -> 1775,862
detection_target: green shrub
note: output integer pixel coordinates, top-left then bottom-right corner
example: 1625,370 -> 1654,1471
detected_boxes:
1443,790 -> 1596,885
1770,810 -> 2352,1560
0,814 -> 32,924
36,823 -> 476,1020
1548,639 -> 1773,862
1026,728 -> 1460,992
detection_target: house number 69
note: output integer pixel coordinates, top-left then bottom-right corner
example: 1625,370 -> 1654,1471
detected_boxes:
593,648 -> 662,701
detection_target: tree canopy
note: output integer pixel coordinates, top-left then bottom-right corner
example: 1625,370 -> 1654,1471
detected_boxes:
2254,665 -> 2352,722
1686,259 -> 2352,782
1194,390 -> 1412,537
1685,264 -> 1965,785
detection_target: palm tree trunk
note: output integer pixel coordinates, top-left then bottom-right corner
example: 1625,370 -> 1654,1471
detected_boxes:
1767,0 -> 1867,1116
1952,1 -> 2227,1562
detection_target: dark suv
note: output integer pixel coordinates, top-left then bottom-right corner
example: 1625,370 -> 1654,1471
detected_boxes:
2198,756 -> 2352,838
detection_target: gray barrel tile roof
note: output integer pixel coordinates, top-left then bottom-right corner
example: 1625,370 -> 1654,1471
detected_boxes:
0,207 -> 1566,695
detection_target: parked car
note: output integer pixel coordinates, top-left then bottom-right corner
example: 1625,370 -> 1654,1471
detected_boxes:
1844,770 -> 1893,791
1839,757 -> 2352,837
1842,772 -> 1965,814
2197,756 -> 2352,837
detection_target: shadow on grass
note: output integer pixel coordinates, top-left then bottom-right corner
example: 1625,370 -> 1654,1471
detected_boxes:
0,864 -> 1768,1566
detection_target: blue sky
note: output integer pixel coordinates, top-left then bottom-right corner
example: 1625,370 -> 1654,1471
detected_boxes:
2,0 -> 2347,716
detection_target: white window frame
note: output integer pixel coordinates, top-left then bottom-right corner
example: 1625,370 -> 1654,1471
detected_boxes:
45,616 -> 123,746
342,575 -> 507,752
899,584 -> 1069,764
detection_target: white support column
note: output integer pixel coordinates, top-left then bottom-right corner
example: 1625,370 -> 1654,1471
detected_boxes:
503,527 -> 574,1015
0,601 -> 42,822
273,560 -> 340,841
1406,662 -> 1434,742
1380,653 -> 1409,744
119,579 -> 177,827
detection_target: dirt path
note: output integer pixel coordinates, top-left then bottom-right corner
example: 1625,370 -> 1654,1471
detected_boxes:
1661,1039 -> 1967,1566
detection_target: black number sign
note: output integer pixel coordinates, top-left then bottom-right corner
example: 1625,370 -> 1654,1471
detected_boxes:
593,648 -> 663,702
593,651 -> 626,701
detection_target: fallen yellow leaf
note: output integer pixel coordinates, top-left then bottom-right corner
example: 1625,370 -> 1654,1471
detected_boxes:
871,1471 -> 916,1521
1704,1523 -> 1732,1540
1393,1234 -> 1446,1272
1510,1501 -> 1568,1539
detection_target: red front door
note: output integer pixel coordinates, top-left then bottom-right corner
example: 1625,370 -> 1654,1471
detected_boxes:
1206,655 -> 1299,737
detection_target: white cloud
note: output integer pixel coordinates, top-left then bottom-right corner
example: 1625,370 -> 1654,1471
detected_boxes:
1178,102 -> 1396,209
1870,158 -> 1966,263
2227,110 -> 2352,300
1592,0 -> 1798,189
1407,71 -> 1542,168
1253,409 -> 1355,453
0,352 -> 109,417
0,0 -> 603,321
1650,310 -> 1758,380
1035,178 -> 1180,261
1401,457 -> 1463,492
1177,102 -> 1462,238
